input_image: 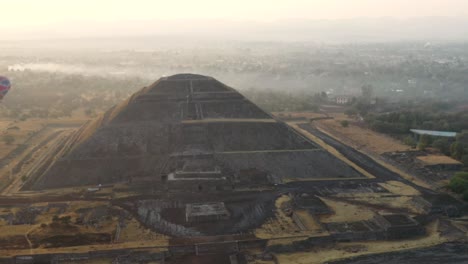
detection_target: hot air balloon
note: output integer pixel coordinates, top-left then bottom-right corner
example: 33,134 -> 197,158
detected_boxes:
0,76 -> 11,101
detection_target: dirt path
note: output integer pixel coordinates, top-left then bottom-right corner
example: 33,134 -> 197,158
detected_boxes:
25,225 -> 36,254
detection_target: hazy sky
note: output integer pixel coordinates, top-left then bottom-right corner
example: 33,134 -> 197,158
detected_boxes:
2,0 -> 468,42
3,0 -> 468,28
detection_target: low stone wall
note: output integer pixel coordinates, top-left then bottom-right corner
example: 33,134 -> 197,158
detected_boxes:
10,249 -> 167,264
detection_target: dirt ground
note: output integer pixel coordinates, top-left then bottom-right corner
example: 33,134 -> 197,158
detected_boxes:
349,194 -> 421,215
255,195 -> 303,238
379,181 -> 420,196
318,198 -> 376,223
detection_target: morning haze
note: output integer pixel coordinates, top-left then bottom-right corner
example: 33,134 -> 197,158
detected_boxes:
2,0 -> 468,41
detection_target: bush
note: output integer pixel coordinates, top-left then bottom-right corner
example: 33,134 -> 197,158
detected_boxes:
418,134 -> 431,150
451,142 -> 464,160
60,216 -> 72,225
19,115 -> 28,121
345,108 -> 357,117
432,138 -> 451,155
461,155 -> 468,167
403,135 -> 417,148
449,172 -> 468,194
340,120 -> 349,127
2,134 -> 15,145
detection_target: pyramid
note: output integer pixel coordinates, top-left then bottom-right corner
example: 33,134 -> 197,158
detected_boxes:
29,73 -> 363,190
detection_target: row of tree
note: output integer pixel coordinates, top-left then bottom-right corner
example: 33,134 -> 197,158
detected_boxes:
366,111 -> 468,134
0,70 -> 146,120
405,133 -> 468,167
449,172 -> 468,200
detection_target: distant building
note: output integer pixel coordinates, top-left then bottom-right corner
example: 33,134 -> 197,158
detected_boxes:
410,129 -> 457,139
332,95 -> 355,105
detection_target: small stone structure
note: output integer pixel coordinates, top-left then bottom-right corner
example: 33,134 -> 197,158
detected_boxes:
326,214 -> 424,242
327,220 -> 384,242
293,193 -> 331,215
373,214 -> 425,239
185,202 -> 230,223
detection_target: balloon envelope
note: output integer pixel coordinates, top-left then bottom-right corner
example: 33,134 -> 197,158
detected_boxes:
0,76 -> 11,100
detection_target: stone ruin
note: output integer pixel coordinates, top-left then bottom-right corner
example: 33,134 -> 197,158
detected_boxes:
27,73 -> 366,190
185,202 -> 230,223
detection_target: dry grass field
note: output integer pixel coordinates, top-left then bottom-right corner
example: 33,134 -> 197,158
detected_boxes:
313,115 -> 411,155
0,119 -> 46,159
0,116 -> 88,193
379,181 -> 420,196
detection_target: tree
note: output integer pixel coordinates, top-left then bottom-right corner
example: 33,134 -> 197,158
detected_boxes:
320,91 -> 328,100
60,216 -> 72,225
449,172 -> 468,194
84,108 -> 96,117
340,120 -> 349,127
418,134 -> 431,150
451,142 -> 464,160
345,108 -> 357,117
403,135 -> 417,148
456,132 -> 468,144
461,155 -> 468,167
361,84 -> 374,101
432,138 -> 451,155
463,190 -> 468,201
2,135 -> 15,145
19,115 -> 28,121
